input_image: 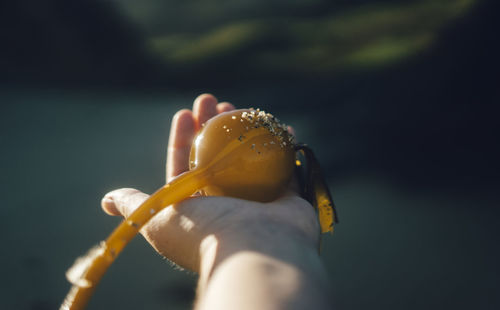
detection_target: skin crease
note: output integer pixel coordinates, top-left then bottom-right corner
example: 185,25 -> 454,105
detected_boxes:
101,94 -> 331,310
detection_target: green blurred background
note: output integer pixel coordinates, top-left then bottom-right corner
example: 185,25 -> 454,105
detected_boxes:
1,0 -> 498,309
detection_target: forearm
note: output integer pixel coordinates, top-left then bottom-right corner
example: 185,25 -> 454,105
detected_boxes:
195,223 -> 331,310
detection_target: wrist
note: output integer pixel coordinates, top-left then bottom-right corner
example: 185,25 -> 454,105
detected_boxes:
196,220 -> 331,310
198,219 -> 320,290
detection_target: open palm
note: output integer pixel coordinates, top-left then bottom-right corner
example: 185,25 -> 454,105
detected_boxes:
101,94 -> 319,272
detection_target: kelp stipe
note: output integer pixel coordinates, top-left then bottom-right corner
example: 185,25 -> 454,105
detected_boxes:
61,168 -> 207,310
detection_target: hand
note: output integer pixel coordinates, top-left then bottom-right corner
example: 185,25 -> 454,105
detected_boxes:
100,94 -> 320,274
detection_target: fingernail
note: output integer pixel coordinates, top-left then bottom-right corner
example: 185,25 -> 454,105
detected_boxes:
101,196 -> 119,215
101,196 -> 114,207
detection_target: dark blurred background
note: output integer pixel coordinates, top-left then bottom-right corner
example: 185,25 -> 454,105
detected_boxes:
1,0 -> 499,309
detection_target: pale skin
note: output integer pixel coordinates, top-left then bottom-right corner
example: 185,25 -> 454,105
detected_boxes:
101,94 -> 332,309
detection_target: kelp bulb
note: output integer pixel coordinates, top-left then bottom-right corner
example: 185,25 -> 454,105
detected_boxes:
190,109 -> 296,202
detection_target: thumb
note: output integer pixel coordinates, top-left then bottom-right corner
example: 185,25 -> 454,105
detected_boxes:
101,188 -> 149,218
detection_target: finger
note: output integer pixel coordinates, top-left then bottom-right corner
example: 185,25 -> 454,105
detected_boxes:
101,188 -> 149,218
166,109 -> 196,182
193,94 -> 218,130
216,102 -> 235,114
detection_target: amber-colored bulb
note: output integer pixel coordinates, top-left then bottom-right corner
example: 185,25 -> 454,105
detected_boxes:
190,109 -> 296,202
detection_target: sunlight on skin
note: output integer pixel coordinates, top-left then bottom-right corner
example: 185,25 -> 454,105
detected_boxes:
60,95 -> 333,310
